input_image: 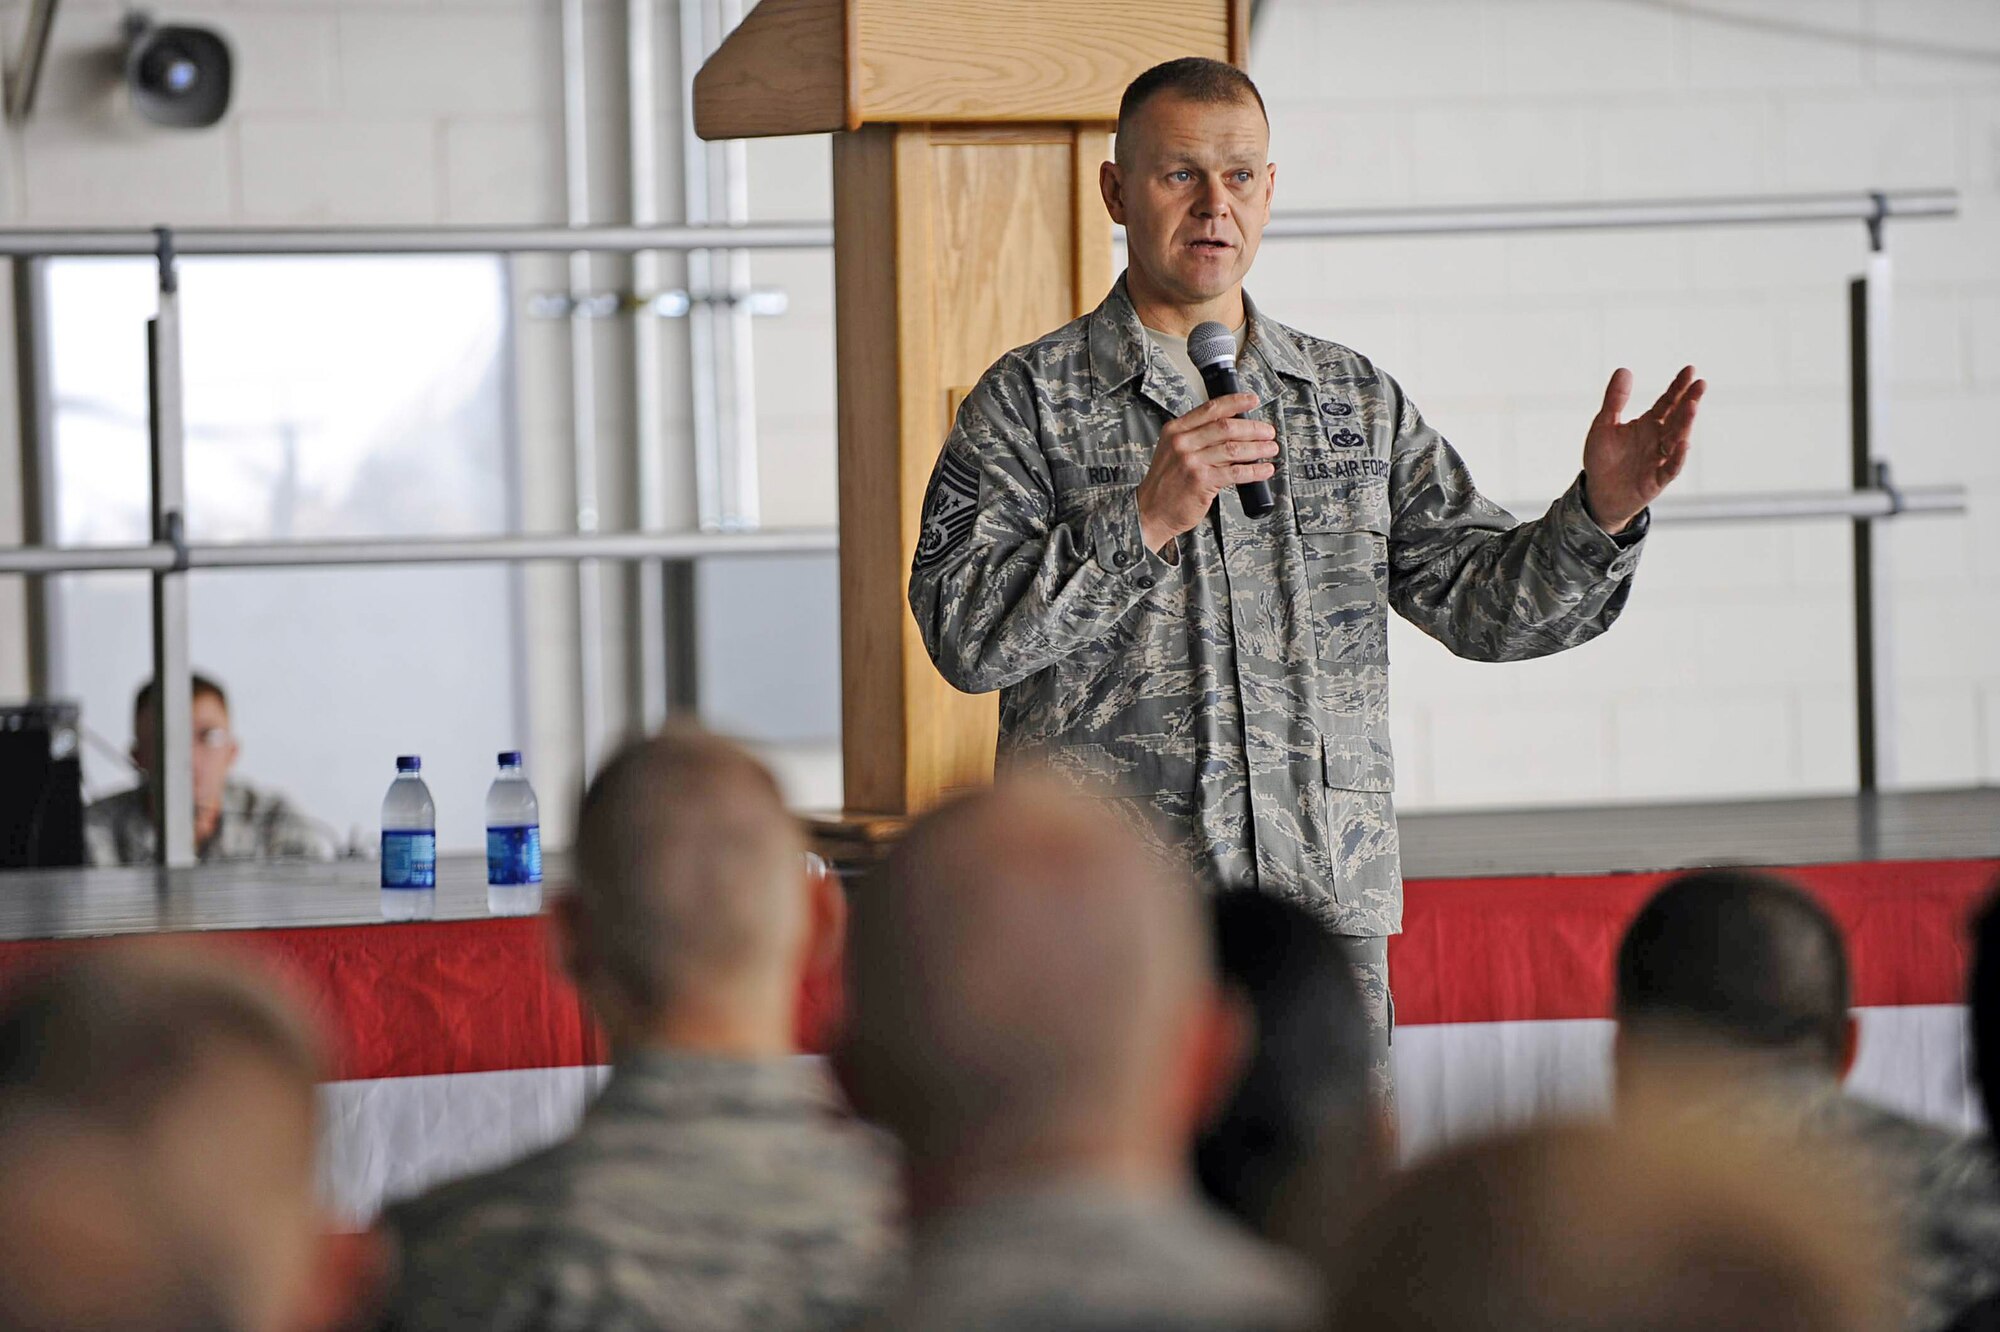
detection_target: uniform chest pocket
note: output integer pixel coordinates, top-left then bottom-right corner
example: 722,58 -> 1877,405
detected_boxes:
1290,482 -> 1391,687
1291,481 -> 1390,538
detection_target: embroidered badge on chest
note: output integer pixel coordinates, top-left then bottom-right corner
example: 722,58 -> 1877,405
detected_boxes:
914,449 -> 980,570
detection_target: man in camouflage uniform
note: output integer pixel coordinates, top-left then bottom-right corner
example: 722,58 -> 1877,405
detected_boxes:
842,782 -> 1318,1332
381,729 -> 902,1332
1615,870 -> 2000,1332
909,57 -> 1705,1070
1947,891 -> 2000,1332
85,672 -> 336,865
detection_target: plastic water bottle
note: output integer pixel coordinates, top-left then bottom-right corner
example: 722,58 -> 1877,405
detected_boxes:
381,756 -> 437,921
485,751 -> 542,916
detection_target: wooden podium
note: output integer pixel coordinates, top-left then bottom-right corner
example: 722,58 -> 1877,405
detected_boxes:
695,0 -> 1247,858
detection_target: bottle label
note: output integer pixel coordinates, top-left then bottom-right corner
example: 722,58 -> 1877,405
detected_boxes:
382,831 -> 437,889
486,825 -> 542,886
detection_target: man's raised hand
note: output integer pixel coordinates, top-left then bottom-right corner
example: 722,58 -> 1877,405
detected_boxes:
1582,365 -> 1706,535
1135,393 -> 1278,554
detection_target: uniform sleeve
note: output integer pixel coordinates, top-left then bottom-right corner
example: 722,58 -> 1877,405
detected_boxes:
909,357 -> 1173,694
1385,374 -> 1648,663
259,795 -> 340,861
81,801 -> 125,867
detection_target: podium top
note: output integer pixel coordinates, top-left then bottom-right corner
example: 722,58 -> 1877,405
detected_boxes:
694,0 -> 1247,141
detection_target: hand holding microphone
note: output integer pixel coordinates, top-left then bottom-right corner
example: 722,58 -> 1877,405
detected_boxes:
1133,324 -> 1278,554
1187,322 -> 1276,519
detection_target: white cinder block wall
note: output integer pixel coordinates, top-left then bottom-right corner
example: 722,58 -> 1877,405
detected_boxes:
0,0 -> 1993,823
1238,0 -> 2000,807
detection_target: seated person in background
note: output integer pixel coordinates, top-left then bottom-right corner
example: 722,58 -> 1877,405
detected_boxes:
1322,1116 -> 1890,1332
1196,892 -> 1386,1255
0,943 -> 343,1332
85,672 -> 336,865
1615,868 -> 2000,1332
1942,881 -> 2000,1332
382,727 -> 901,1332
840,781 -> 1317,1332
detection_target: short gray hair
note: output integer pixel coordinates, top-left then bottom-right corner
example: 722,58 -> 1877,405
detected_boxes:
572,726 -> 807,1017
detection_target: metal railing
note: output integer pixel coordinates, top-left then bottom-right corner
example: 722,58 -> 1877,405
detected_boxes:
0,528 -> 841,575
1260,189 -> 1956,239
0,484 -> 1964,580
0,189 -> 1953,257
0,186 -> 1966,864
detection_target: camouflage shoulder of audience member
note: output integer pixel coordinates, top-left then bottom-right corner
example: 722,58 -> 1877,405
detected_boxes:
874,1189 -> 1316,1332
381,1056 -> 904,1332
1816,1094 -> 2000,1332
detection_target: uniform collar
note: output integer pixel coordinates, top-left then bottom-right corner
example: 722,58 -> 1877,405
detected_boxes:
1242,292 -> 1315,385
594,1048 -> 842,1122
1087,275 -> 1316,412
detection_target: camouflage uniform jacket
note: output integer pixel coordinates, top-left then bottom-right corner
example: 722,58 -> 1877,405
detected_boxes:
1802,1084 -> 2000,1332
381,1051 -> 905,1332
909,278 -> 1647,935
83,779 -> 336,866
1700,1069 -> 2000,1332
869,1182 -> 1318,1332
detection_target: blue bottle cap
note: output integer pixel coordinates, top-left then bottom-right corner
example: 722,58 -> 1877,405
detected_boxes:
499,750 -> 523,767
396,755 -> 421,772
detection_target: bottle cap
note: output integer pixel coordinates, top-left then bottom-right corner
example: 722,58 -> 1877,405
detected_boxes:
396,755 -> 421,772
499,750 -> 523,767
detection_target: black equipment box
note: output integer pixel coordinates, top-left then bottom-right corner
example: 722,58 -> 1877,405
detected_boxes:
0,701 -> 86,869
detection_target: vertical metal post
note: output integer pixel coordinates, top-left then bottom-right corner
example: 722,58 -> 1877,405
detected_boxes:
661,559 -> 700,712
678,0 -> 725,534
562,0 -> 607,778
629,0 -> 670,731
146,230 -> 195,867
12,256 -> 59,698
715,0 -> 761,531
1848,199 -> 1896,793
667,0 -> 724,716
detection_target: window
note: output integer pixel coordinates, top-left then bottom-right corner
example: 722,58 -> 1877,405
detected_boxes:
45,255 -> 527,853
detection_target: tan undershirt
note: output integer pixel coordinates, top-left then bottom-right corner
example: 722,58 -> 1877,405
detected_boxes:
1142,322 -> 1248,401
1138,323 -> 1250,562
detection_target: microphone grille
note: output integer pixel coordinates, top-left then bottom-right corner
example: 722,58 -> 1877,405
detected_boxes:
1186,321 -> 1236,371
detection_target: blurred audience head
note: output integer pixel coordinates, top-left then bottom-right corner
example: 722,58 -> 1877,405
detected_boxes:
0,942 -> 327,1332
131,672 -> 238,835
839,779 -> 1243,1206
1614,869 -> 1856,1086
563,724 -> 832,1056
1323,1116 -> 1889,1332
1196,891 -> 1383,1245
1969,880 -> 2000,1135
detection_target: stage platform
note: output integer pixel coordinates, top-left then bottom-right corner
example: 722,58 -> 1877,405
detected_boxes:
1398,786 -> 2000,879
0,786 -> 1993,1218
1,786 -> 1994,940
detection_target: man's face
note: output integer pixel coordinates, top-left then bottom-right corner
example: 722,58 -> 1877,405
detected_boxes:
133,692 -> 239,825
1103,93 -> 1275,315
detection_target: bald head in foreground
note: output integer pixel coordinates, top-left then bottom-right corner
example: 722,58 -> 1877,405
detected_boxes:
841,781 -> 1316,1332
1325,1116 -> 1889,1332
383,727 -> 901,1332
0,943 -> 335,1332
1614,869 -> 2000,1332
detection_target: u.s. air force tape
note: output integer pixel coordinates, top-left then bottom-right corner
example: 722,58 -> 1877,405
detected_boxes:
913,448 -> 980,571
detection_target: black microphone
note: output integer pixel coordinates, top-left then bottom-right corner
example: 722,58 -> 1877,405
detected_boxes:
1187,321 -> 1273,519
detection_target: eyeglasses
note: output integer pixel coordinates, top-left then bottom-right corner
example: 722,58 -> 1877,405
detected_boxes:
194,727 -> 233,751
